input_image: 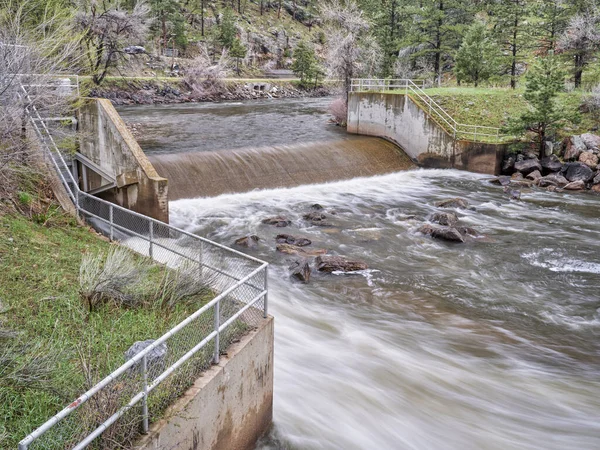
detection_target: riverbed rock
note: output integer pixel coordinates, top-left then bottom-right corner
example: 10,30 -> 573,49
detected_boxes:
276,243 -> 327,257
592,184 -> 600,193
125,339 -> 167,377
564,135 -> 587,160
303,211 -> 332,226
503,186 -> 522,200
562,162 -> 595,183
539,173 -> 569,187
310,204 -> 325,211
514,158 -> 542,175
526,170 -> 542,181
315,255 -> 368,273
234,235 -> 260,248
289,259 -> 311,283
581,133 -> 600,151
262,216 -> 291,227
430,212 -> 458,227
276,234 -> 312,247
418,224 -> 465,243
490,176 -> 511,186
563,180 -> 586,190
435,198 -> 471,209
579,151 -> 599,170
456,226 -> 479,237
511,172 -> 524,180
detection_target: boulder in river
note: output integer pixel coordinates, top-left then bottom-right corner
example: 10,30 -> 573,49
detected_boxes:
540,155 -> 563,173
514,158 -> 542,175
526,170 -> 542,181
262,216 -> 291,227
489,176 -> 511,186
315,255 -> 368,273
456,226 -> 479,237
289,259 -> 311,283
276,234 -> 312,247
562,162 -> 595,183
303,211 -> 332,226
502,156 -> 516,174
430,212 -> 459,227
276,243 -> 327,257
503,186 -> 521,200
418,224 -> 465,243
234,235 -> 260,248
563,180 -> 586,190
538,173 -> 569,188
435,198 -> 471,210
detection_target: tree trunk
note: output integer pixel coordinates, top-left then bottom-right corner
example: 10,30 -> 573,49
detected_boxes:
510,16 -> 518,90
539,125 -> 546,158
201,0 -> 205,36
574,53 -> 584,88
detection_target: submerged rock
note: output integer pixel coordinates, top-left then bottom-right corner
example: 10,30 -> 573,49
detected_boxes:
430,212 -> 458,227
234,235 -> 260,248
303,211 -> 332,226
435,198 -> 471,210
262,216 -> 291,227
289,259 -> 311,283
456,226 -> 479,237
315,255 -> 368,273
490,176 -> 511,186
276,234 -> 312,247
503,186 -> 521,200
276,243 -> 326,257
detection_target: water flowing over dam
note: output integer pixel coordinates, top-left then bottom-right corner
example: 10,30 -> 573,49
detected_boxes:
118,98 -> 600,450
148,137 -> 413,199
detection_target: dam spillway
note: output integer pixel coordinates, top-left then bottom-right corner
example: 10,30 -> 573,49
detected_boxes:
147,137 -> 414,200
117,97 -> 414,200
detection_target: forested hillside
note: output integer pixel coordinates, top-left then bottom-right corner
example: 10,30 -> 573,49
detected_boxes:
5,0 -> 600,90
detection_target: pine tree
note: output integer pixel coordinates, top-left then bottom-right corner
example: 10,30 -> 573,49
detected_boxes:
219,7 -> 237,49
454,21 -> 499,87
292,40 -> 317,87
490,0 -> 534,89
506,53 -> 569,157
230,37 -> 246,75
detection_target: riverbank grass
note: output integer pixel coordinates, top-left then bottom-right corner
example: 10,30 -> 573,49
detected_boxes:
0,213 -> 210,448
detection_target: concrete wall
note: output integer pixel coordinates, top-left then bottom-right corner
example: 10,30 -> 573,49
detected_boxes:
78,98 -> 169,222
347,92 -> 507,175
134,316 -> 274,450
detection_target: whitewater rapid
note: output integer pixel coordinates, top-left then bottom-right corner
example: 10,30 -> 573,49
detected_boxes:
167,169 -> 600,450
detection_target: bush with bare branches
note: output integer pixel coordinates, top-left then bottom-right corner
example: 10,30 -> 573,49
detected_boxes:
329,97 -> 348,126
184,44 -> 231,99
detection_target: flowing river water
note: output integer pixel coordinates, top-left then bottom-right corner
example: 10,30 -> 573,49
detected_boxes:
118,98 -> 600,450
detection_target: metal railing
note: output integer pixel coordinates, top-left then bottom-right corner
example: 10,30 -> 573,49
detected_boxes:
350,78 -> 509,142
16,77 -> 269,450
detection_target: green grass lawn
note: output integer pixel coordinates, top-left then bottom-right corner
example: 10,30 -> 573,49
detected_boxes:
0,214 -> 211,448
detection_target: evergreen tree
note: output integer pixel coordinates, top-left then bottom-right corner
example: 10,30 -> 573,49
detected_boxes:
292,40 -> 315,85
533,0 -> 573,53
506,53 -> 569,157
219,7 -> 237,49
454,21 -> 499,86
490,0 -> 534,89
149,0 -> 187,52
230,37 -> 246,74
403,0 -> 473,85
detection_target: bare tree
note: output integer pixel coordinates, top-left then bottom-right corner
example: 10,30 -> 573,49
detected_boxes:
0,0 -> 78,206
320,0 -> 381,102
557,13 -> 600,88
75,0 -> 151,85
183,44 -> 231,99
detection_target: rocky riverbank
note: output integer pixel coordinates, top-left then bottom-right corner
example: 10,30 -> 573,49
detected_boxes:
497,133 -> 600,193
87,78 -> 336,105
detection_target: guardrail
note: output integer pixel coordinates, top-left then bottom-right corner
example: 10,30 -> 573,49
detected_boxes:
350,79 -> 509,142
16,77 -> 269,450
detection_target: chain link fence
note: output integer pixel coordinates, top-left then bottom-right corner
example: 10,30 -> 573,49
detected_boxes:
17,79 -> 269,450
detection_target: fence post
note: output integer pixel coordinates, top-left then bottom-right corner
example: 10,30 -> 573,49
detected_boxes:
142,354 -> 149,434
149,221 -> 154,258
213,300 -> 220,364
474,127 -> 478,142
263,265 -> 269,319
109,205 -> 114,241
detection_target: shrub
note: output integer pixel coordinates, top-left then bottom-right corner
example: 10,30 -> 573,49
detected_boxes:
328,97 -> 348,126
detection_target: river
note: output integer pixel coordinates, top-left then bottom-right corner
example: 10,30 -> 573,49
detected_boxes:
118,98 -> 600,450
